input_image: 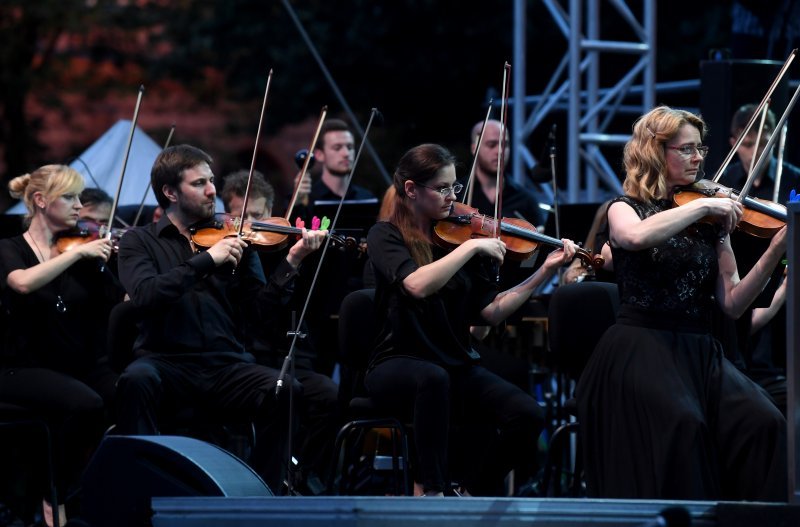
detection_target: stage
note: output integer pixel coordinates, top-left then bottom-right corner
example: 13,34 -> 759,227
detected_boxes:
150,496 -> 799,527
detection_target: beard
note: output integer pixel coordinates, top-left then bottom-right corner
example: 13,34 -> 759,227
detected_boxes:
178,196 -> 215,223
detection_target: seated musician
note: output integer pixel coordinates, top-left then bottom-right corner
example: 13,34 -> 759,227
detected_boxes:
115,145 -> 324,494
0,166 -> 122,526
576,106 -> 786,501
365,143 -> 577,496
220,169 -> 340,494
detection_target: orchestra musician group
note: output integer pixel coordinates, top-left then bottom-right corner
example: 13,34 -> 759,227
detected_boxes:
0,89 -> 797,525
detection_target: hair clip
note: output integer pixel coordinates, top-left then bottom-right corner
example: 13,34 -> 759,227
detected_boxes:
646,126 -> 657,138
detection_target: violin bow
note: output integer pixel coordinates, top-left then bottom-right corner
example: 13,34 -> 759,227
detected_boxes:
745,103 -> 771,183
739,78 -> 800,202
712,49 -> 796,183
284,106 -> 327,220
132,122 -> 175,226
107,85 -> 145,235
276,107 -> 381,397
495,62 -> 511,239
463,100 -> 493,206
238,69 -> 274,236
772,122 -> 789,203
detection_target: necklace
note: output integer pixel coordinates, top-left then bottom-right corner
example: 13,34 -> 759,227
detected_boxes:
26,231 -> 47,263
25,232 -> 67,313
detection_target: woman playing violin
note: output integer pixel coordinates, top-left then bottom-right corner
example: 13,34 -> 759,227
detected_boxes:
365,144 -> 577,496
576,106 -> 787,501
0,165 -> 122,524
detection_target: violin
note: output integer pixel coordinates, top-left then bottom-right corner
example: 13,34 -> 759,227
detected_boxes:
433,202 -> 604,270
673,179 -> 786,238
54,220 -> 128,254
189,213 -> 358,253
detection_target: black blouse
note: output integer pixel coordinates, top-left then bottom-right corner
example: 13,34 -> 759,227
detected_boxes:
0,235 -> 122,375
366,221 -> 498,369
610,196 -> 719,323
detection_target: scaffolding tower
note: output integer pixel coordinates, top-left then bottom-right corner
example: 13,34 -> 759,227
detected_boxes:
509,0 -> 656,203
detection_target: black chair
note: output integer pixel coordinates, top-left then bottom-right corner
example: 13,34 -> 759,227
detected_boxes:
328,288 -> 411,496
106,301 -> 256,462
541,280 -> 620,497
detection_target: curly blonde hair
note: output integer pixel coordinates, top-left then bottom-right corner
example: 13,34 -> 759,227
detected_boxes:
623,106 -> 706,201
8,165 -> 84,220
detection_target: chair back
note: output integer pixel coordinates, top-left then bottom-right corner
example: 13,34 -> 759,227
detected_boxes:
337,289 -> 377,401
107,301 -> 142,373
548,280 -> 620,380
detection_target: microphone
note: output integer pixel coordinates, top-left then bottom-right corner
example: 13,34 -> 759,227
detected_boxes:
294,149 -> 315,170
639,506 -> 691,527
548,123 -> 557,145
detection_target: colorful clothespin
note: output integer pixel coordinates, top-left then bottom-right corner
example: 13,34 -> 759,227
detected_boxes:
320,216 -> 331,231
295,217 -> 305,229
311,216 -> 321,231
789,189 -> 799,203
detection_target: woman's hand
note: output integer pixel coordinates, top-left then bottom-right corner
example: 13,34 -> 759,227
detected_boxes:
696,197 -> 743,235
287,228 -> 327,267
465,237 -> 506,264
542,238 -> 578,272
76,238 -> 115,262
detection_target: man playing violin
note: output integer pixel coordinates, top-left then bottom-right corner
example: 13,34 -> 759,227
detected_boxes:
220,169 -> 339,493
0,165 -> 122,526
115,145 -> 323,493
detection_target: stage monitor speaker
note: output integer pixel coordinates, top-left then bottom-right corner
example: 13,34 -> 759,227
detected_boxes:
699,59 -> 789,177
80,435 -> 272,527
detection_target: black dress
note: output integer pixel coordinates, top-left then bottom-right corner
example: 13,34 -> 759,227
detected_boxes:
576,196 -> 786,501
364,221 -> 544,495
0,234 -> 122,499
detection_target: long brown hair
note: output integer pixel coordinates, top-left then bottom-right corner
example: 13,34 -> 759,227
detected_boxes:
388,144 -> 456,266
623,106 -> 706,201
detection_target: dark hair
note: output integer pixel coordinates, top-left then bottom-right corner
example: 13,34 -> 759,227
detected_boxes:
388,143 -> 456,265
221,169 -> 275,211
79,187 -> 112,207
730,103 -> 776,137
151,144 -> 213,208
316,118 -> 351,150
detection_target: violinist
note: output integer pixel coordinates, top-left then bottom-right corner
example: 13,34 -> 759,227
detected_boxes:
714,103 -> 798,413
220,169 -> 339,493
365,144 -> 577,496
78,187 -> 113,226
0,165 -> 122,525
115,145 -> 304,493
576,106 -> 787,501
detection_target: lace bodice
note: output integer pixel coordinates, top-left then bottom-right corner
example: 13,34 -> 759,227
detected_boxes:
610,196 -> 719,321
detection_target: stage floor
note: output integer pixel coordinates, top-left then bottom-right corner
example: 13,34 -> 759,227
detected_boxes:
151,496 -> 800,527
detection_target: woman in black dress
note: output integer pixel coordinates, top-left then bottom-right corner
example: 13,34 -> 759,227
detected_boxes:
577,106 -> 787,501
0,165 -> 121,524
365,144 -> 577,496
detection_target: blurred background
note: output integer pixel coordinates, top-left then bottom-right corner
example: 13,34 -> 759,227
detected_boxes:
1,0 -> 798,214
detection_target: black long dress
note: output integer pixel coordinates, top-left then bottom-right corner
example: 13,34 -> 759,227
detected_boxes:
576,196 -> 786,501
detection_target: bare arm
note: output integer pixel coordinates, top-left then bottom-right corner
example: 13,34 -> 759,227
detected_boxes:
716,226 -> 787,319
6,238 -> 112,294
608,197 -> 742,251
480,240 -> 577,325
402,238 -> 505,299
751,274 -> 787,333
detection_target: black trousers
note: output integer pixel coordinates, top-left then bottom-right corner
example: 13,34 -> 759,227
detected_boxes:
0,367 -> 106,499
115,354 -> 301,493
365,358 -> 544,495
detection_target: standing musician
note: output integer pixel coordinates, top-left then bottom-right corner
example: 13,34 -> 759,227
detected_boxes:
115,145 -> 317,493
0,165 -> 121,525
365,143 -> 577,496
220,169 -> 339,493
577,106 -> 787,501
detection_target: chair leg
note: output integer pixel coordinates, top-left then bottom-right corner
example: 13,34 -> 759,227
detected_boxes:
542,421 -> 580,497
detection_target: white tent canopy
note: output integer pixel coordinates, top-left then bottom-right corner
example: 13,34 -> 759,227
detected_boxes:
7,119 -> 161,215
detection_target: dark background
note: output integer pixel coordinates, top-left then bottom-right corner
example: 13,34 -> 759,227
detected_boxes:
1,0 -> 797,213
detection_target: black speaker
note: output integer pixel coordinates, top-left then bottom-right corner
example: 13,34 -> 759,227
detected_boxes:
699,59 -> 789,176
80,435 -> 272,527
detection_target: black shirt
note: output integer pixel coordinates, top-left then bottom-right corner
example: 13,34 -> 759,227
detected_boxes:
468,177 -> 544,227
0,235 -> 123,374
309,178 -> 376,205
117,215 -> 297,358
366,221 -> 498,369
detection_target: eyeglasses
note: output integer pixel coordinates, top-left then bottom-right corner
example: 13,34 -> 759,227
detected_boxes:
417,182 -> 464,196
666,144 -> 710,158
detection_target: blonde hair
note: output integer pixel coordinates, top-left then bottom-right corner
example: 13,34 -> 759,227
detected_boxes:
623,106 -> 706,201
8,164 -> 85,219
